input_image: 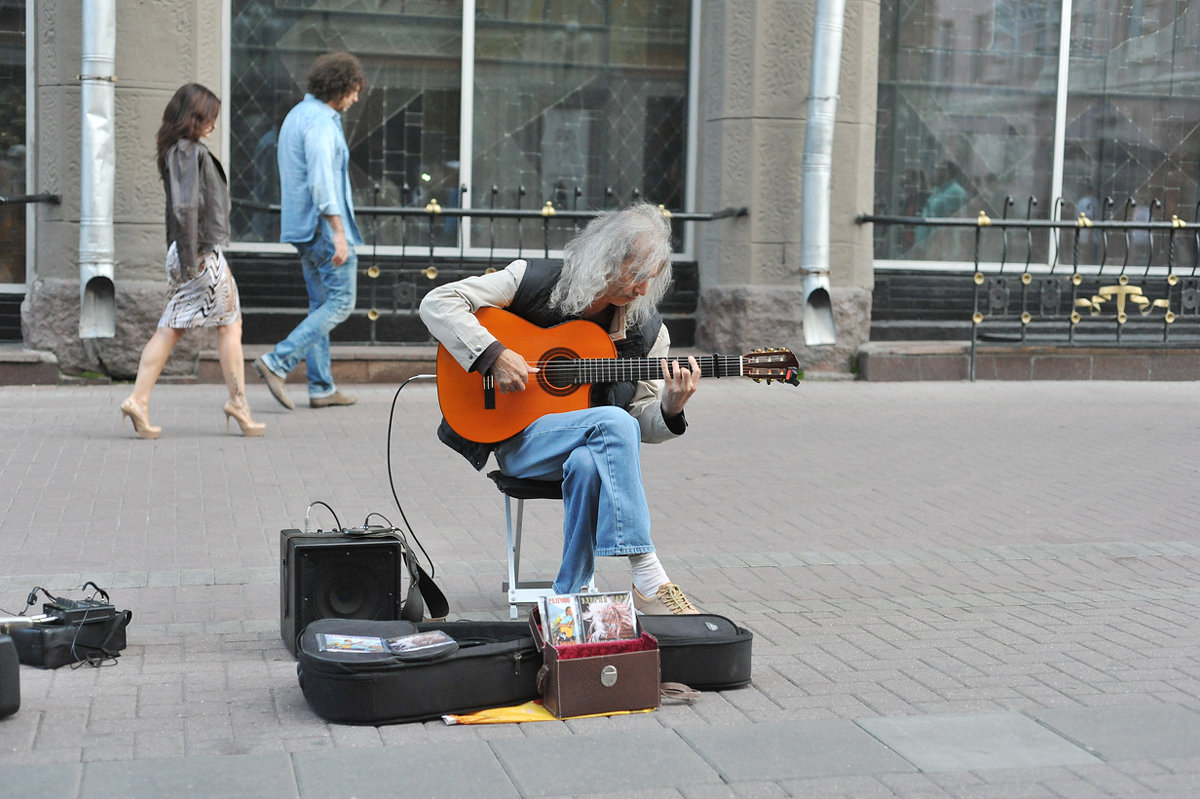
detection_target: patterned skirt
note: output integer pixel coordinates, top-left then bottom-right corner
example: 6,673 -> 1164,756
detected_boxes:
158,242 -> 241,328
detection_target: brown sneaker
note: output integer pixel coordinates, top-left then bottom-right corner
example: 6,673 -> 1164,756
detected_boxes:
253,356 -> 294,410
633,583 -> 700,615
310,390 -> 357,408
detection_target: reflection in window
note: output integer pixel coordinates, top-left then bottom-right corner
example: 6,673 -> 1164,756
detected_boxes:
0,0 -> 25,285
228,1 -> 690,253
875,1 -> 1200,269
472,1 -> 689,249
1061,1 -> 1200,269
876,0 -> 1060,263
230,1 -> 464,247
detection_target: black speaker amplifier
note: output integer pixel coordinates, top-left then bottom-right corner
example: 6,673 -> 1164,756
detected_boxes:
279,528 -> 407,656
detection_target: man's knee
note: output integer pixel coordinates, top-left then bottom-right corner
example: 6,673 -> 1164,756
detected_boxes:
328,293 -> 356,324
322,271 -> 357,323
592,407 -> 639,440
564,446 -> 601,483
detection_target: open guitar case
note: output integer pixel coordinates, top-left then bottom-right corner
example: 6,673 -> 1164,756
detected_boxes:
296,614 -> 752,725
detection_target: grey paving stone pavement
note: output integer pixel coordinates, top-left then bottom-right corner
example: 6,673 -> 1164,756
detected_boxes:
2,378 -> 1200,797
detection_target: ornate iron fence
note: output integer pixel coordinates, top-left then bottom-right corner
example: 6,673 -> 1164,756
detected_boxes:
859,197 -> 1200,379
231,196 -> 746,346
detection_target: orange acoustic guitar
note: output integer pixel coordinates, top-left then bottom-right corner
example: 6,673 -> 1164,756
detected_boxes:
436,307 -> 801,443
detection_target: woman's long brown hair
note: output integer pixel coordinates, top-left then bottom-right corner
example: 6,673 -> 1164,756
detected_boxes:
155,83 -> 220,180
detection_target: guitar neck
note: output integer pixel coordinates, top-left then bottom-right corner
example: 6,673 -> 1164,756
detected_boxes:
542,355 -> 746,385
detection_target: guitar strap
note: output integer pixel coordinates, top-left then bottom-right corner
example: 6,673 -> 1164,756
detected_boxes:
399,552 -> 450,622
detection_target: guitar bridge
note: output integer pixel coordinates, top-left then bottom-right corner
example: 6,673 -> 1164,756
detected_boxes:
483,375 -> 496,410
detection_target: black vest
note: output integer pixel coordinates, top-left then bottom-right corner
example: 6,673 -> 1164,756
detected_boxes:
436,259 -> 663,470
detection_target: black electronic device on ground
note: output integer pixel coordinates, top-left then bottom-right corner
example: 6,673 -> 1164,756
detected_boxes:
280,527 -> 411,656
42,595 -> 118,625
9,584 -> 132,669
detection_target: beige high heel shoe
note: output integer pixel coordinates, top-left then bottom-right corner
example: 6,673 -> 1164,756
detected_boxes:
223,399 -> 266,437
120,397 -> 162,440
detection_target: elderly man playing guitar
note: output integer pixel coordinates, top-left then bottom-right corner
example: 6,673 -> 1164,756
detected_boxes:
420,202 -> 703,614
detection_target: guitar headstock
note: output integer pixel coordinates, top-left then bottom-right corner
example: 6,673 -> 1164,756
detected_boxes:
743,348 -> 800,385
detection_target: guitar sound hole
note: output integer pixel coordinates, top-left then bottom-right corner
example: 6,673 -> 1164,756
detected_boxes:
537,348 -> 579,397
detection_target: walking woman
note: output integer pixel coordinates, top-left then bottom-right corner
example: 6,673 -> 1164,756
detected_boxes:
120,83 -> 264,438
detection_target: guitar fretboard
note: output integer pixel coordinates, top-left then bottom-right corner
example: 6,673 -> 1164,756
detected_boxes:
537,355 -> 744,385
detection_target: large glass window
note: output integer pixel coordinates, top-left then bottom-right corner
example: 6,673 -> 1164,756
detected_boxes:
0,0 -> 25,286
229,1 -> 690,253
1061,1 -> 1200,268
874,1 -> 1200,267
472,1 -> 689,249
230,1 -> 464,248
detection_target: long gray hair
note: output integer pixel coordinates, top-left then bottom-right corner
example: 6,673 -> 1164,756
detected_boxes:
550,203 -> 673,324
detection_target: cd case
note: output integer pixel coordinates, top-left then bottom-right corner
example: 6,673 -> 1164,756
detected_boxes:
315,629 -> 458,660
538,591 -> 638,645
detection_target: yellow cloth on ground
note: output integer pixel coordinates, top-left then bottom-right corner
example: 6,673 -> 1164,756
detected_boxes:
442,700 -> 653,725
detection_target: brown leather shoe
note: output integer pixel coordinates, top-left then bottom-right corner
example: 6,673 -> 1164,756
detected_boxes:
253,356 -> 294,410
310,390 -> 357,408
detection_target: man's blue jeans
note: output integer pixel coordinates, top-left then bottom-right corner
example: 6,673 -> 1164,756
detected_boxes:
494,406 -> 654,593
262,228 -> 357,399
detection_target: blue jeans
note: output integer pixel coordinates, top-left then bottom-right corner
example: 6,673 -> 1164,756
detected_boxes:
494,406 -> 654,593
262,226 -> 357,399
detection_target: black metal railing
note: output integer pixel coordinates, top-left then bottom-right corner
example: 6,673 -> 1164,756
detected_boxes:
231,196 -> 747,346
0,193 -> 60,207
859,197 -> 1200,379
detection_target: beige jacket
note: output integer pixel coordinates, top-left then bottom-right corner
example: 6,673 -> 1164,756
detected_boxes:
419,259 -> 683,445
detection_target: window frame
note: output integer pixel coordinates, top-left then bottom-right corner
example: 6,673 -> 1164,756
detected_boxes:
873,0 -> 1199,274
0,0 -> 32,293
220,0 -> 701,262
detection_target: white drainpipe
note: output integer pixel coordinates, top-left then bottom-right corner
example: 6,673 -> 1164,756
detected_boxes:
79,0 -> 116,339
799,0 -> 843,346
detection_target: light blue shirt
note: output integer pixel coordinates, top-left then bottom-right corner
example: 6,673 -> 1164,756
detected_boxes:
277,94 -> 362,246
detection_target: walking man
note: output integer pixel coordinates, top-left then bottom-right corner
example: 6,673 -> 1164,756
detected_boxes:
254,52 -> 365,410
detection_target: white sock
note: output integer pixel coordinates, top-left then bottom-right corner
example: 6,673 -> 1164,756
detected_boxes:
629,552 -> 669,597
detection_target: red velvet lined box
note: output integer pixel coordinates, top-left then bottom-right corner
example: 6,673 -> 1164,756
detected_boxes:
530,607 -> 661,718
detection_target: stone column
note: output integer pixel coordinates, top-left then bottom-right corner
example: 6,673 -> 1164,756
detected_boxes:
22,1 -> 224,378
695,0 -> 878,373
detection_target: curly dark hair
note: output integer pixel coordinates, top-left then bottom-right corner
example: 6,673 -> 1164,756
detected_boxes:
155,83 -> 220,180
307,52 -> 366,103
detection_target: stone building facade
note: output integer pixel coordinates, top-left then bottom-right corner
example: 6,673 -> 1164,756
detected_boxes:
18,1 -> 877,377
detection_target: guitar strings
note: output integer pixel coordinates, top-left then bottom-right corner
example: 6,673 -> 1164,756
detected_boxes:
532,355 -> 746,381
531,356 -> 742,367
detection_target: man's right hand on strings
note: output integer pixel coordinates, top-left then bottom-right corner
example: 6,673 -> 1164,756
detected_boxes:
490,348 -> 537,393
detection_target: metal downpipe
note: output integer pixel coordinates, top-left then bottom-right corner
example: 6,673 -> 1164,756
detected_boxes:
799,0 -> 844,346
79,0 -> 116,339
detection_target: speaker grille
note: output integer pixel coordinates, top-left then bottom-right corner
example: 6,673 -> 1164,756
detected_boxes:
299,544 -> 400,626
280,530 -> 409,655
295,537 -> 403,623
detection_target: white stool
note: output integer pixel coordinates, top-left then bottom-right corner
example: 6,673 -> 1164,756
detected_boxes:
487,471 -> 594,618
